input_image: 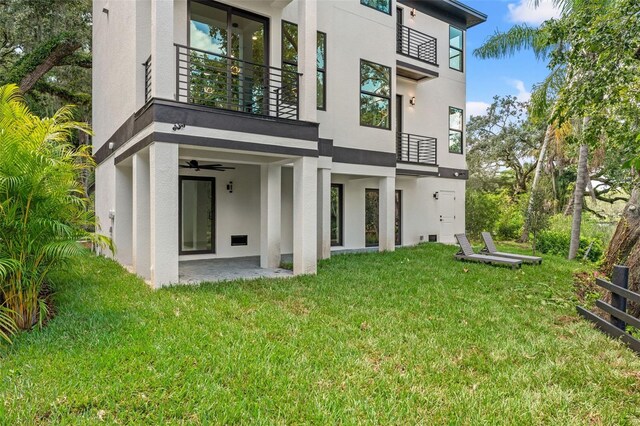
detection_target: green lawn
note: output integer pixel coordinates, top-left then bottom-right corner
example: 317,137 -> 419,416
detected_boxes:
2,243 -> 640,424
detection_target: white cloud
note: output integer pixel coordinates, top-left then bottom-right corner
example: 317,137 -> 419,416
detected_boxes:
189,21 -> 223,54
508,79 -> 531,102
507,0 -> 562,25
466,101 -> 491,119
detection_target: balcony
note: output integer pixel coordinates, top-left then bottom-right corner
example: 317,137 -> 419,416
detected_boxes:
396,132 -> 437,165
396,24 -> 437,66
174,44 -> 301,120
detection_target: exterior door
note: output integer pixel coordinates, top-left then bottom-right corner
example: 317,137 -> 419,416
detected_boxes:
438,190 -> 455,243
395,190 -> 402,246
179,176 -> 216,254
365,189 -> 379,247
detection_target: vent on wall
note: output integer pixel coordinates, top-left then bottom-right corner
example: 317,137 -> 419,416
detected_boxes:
231,235 -> 248,246
428,235 -> 438,242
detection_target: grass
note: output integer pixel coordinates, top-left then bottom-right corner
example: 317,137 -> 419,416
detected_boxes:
1,243 -> 640,424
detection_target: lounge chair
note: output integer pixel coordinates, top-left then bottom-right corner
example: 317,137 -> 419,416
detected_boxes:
454,233 -> 522,269
480,232 -> 542,265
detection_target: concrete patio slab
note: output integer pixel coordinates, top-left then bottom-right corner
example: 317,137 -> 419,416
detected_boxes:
178,256 -> 293,284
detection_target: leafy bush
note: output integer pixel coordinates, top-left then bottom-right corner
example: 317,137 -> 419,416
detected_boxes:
536,230 -> 603,262
465,190 -> 501,239
0,84 -> 111,341
495,195 -> 525,240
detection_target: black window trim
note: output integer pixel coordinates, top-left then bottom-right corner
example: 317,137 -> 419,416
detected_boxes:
317,30 -> 327,111
359,58 -> 392,131
331,183 -> 344,246
449,25 -> 464,72
281,21 -> 328,111
178,175 -> 216,255
448,106 -> 464,154
360,0 -> 392,15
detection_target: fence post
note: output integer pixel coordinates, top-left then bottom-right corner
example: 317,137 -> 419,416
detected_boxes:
611,265 -> 629,330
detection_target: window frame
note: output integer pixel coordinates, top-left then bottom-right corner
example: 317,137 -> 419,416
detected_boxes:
178,176 -> 216,256
317,31 -> 327,111
359,59 -> 392,130
330,183 -> 343,246
449,25 -> 464,72
281,21 -> 327,111
448,106 -> 464,154
360,0 -> 392,15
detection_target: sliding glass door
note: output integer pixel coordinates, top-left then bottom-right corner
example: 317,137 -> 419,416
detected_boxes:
179,177 -> 215,254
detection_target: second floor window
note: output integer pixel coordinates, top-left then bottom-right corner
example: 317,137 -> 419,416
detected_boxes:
449,26 -> 464,71
361,0 -> 391,15
360,60 -> 391,129
281,21 -> 327,110
449,107 -> 464,154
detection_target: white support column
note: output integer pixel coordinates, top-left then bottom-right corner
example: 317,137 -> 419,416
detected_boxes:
149,142 -> 179,288
379,176 -> 396,252
132,151 -> 151,280
114,164 -> 133,266
298,0 -> 317,122
317,168 -> 331,259
151,0 -> 175,100
293,156 -> 318,275
260,164 -> 282,269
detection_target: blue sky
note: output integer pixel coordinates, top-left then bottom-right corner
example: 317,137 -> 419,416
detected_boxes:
463,0 -> 562,119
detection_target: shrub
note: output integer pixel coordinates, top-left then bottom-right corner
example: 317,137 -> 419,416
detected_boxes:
465,190 -> 500,240
0,84 -> 111,341
536,230 -> 603,262
495,195 -> 525,240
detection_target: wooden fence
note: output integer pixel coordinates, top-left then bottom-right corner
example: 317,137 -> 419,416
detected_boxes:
577,265 -> 640,354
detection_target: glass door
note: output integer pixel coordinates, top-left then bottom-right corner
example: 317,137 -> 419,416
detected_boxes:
365,189 -> 379,247
189,1 -> 268,113
179,177 -> 215,254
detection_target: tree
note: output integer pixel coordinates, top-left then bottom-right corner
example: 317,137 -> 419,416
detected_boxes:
568,143 -> 589,259
0,84 -> 111,337
466,96 -> 545,195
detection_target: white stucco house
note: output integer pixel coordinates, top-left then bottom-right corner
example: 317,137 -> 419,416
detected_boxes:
92,0 -> 486,287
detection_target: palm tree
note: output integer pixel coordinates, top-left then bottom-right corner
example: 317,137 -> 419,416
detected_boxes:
0,84 -> 111,339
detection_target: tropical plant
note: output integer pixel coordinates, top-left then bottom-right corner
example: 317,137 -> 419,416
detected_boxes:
0,84 -> 111,340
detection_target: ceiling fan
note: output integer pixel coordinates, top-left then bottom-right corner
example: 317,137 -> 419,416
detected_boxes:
179,160 -> 235,172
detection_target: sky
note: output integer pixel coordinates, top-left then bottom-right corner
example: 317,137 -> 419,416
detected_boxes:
462,0 -> 562,119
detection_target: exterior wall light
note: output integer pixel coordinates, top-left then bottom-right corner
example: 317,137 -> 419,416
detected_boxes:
410,8 -> 417,17
433,192 -> 439,199
227,181 -> 233,193
108,142 -> 114,150
409,97 -> 416,106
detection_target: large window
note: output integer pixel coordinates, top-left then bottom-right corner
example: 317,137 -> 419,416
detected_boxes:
449,107 -> 464,154
449,26 -> 464,71
360,60 -> 391,129
331,184 -> 343,246
365,189 -> 379,247
281,21 -> 327,110
361,0 -> 391,15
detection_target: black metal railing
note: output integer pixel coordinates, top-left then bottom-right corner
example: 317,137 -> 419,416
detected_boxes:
397,132 -> 437,165
396,24 -> 437,65
143,55 -> 152,103
175,44 -> 301,120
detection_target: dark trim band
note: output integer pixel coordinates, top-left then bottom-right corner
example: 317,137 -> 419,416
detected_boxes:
396,60 -> 440,79
318,138 -> 333,157
333,146 -> 396,168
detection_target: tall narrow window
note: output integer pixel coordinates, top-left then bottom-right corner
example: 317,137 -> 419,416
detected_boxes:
317,31 -> 327,110
179,177 -> 215,255
449,26 -> 463,71
449,107 -> 464,154
365,189 -> 379,247
331,184 -> 343,246
281,21 -> 327,111
361,0 -> 391,15
360,59 -> 391,129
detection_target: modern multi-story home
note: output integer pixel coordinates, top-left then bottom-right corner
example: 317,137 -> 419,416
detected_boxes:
92,0 -> 486,288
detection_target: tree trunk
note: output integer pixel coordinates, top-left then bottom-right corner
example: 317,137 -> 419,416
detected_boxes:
601,186 -> 640,317
19,39 -> 80,93
568,144 -> 589,259
521,125 -> 552,242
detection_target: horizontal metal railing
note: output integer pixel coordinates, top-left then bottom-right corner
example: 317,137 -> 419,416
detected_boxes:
396,132 -> 437,165
175,44 -> 301,120
143,55 -> 152,103
396,24 -> 438,65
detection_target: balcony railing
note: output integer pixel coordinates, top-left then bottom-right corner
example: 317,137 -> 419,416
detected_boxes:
396,24 -> 438,65
397,132 -> 437,165
175,44 -> 301,120
143,55 -> 152,103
